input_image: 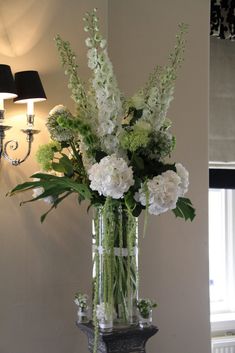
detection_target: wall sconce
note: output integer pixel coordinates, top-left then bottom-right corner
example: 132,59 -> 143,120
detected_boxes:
0,65 -> 46,166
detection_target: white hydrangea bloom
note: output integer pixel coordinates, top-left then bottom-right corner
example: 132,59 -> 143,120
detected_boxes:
175,163 -> 189,196
88,154 -> 134,199
135,170 -> 181,215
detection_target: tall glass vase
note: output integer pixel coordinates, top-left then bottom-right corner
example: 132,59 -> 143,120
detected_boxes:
92,198 -> 138,330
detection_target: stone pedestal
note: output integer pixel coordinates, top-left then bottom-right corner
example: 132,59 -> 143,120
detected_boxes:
77,322 -> 158,353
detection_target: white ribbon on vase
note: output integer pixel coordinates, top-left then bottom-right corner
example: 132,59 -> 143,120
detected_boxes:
92,245 -> 138,257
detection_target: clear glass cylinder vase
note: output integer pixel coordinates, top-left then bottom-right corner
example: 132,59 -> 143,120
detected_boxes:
92,199 -> 138,329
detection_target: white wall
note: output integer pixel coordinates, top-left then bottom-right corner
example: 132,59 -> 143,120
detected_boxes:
0,1 -> 210,353
108,1 -> 211,353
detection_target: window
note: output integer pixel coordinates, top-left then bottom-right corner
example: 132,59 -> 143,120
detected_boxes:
209,169 -> 235,333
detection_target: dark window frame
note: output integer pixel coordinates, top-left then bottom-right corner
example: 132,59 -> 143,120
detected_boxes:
209,169 -> 235,189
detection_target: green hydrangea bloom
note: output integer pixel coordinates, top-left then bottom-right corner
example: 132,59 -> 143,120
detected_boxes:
36,141 -> 61,171
120,122 -> 151,152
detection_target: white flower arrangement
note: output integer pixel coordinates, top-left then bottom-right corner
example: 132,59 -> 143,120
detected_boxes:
10,8 -> 195,223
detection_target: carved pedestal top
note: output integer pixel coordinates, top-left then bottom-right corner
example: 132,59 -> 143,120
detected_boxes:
77,322 -> 158,353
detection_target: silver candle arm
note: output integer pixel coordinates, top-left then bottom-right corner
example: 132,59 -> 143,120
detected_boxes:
0,109 -> 40,166
2,129 -> 40,166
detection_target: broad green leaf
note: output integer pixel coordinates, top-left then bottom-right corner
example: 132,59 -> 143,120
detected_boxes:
60,154 -> 74,175
172,197 -> 196,221
7,180 -> 48,195
8,174 -> 91,201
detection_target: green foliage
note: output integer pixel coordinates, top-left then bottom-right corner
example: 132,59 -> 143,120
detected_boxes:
8,173 -> 91,222
172,197 -> 196,221
137,298 -> 157,318
57,115 -> 99,156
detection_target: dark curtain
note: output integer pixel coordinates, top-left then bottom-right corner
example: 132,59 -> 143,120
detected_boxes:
211,0 -> 235,40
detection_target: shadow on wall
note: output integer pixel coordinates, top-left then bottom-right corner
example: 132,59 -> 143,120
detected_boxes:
0,0 -> 58,57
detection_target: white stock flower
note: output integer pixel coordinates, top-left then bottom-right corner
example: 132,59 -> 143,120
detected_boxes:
87,48 -> 98,69
85,37 -> 93,48
88,154 -> 134,199
175,163 -> 189,196
98,117 -> 116,135
102,135 -> 119,154
136,170 -> 181,215
90,49 -> 123,153
100,39 -> 107,49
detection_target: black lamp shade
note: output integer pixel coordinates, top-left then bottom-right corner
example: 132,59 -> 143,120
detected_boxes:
14,70 -> 47,103
0,64 -> 17,99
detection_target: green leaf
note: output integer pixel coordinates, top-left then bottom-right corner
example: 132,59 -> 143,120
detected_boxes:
132,154 -> 145,171
129,109 -> 143,125
124,191 -> 136,210
132,204 -> 142,217
51,154 -> 74,176
31,173 -> 57,180
51,162 -> 66,173
172,197 -> 196,221
94,150 -> 107,162
7,180 -> 46,195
